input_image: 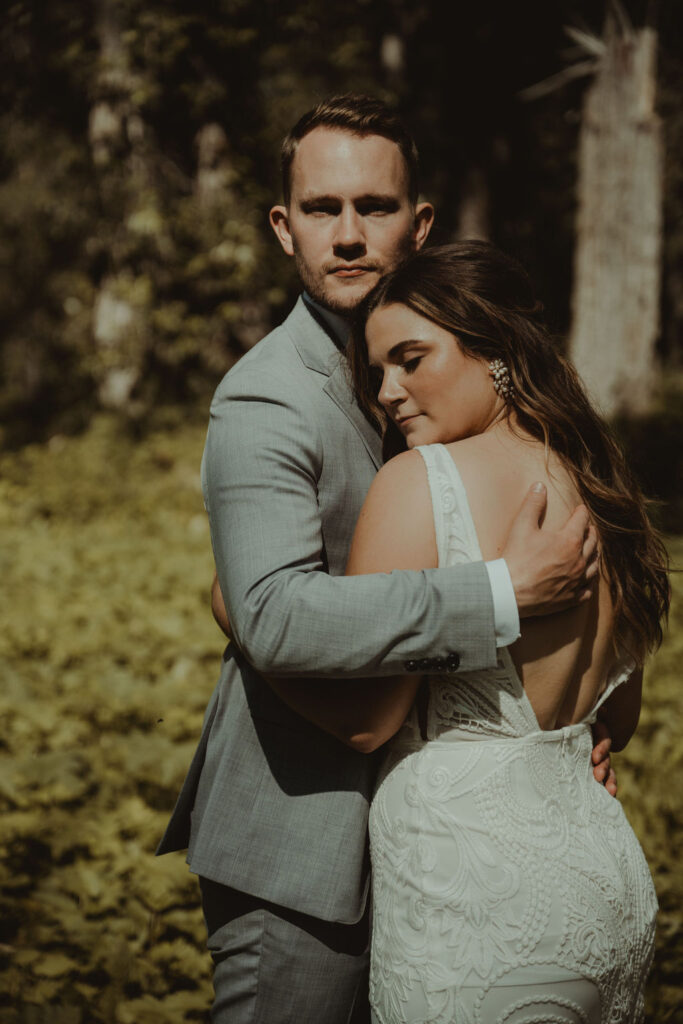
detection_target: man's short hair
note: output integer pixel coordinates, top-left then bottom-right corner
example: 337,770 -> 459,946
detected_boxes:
281,94 -> 420,207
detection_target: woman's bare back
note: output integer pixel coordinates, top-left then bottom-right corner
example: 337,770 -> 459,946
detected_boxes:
446,425 -> 618,730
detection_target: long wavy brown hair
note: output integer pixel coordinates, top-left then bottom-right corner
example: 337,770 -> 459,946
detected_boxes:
349,241 -> 670,662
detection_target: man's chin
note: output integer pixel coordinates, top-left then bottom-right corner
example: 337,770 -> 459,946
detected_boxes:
315,276 -> 379,315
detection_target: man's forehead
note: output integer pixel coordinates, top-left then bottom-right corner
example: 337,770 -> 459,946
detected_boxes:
290,127 -> 409,197
297,188 -> 401,203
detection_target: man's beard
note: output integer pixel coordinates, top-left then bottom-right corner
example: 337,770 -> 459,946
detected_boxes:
292,234 -> 416,316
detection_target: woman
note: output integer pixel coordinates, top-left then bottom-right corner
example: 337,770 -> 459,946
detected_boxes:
234,241 -> 669,1022
343,242 -> 670,1023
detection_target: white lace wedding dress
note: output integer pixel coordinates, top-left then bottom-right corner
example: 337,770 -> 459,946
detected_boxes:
369,443 -> 657,1024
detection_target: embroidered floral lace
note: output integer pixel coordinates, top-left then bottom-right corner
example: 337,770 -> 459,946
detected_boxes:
369,443 -> 656,1024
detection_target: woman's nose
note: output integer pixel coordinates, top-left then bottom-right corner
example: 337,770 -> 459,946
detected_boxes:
378,371 -> 407,408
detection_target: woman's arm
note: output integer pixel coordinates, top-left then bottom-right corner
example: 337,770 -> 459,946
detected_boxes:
265,451 -> 438,751
211,571 -> 232,637
596,666 -> 643,753
266,675 -> 421,753
211,567 -> 411,749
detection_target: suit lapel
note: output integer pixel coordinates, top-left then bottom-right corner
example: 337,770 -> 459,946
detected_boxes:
324,357 -> 382,471
283,296 -> 382,470
285,296 -> 342,375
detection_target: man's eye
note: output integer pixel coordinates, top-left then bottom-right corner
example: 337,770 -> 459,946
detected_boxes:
358,202 -> 396,216
302,203 -> 337,216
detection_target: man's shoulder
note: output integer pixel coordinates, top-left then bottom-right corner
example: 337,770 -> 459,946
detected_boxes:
215,299 -> 329,398
223,320 -> 299,381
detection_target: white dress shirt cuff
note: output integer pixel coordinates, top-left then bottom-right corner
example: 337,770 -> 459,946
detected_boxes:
485,559 -> 521,648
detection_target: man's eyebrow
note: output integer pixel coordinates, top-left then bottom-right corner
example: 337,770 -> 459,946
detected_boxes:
298,194 -> 340,208
298,192 -> 400,209
355,193 -> 400,206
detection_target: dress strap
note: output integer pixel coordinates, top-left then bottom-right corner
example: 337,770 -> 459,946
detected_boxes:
414,444 -> 483,567
583,655 -> 638,722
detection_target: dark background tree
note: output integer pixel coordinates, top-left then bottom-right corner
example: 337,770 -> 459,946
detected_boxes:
1,0 -> 681,437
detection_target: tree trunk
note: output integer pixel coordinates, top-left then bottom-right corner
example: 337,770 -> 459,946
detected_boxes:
569,13 -> 663,417
455,166 -> 490,241
195,124 -> 233,211
89,0 -> 158,413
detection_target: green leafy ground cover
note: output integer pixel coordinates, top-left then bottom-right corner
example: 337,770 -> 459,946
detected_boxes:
0,418 -> 681,1022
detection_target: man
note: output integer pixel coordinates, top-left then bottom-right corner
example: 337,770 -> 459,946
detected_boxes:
158,95 -> 608,1023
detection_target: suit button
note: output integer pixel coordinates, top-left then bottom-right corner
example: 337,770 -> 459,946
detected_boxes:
418,658 -> 432,671
405,659 -> 418,672
446,652 -> 460,672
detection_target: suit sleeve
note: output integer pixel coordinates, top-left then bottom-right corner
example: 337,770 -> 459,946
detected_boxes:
203,366 -> 497,678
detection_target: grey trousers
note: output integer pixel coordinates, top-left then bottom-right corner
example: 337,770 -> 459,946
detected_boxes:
199,877 -> 370,1024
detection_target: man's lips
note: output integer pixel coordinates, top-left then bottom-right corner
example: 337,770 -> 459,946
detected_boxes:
328,265 -> 376,278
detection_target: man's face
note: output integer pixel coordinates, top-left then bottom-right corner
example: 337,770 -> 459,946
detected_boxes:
270,128 -> 433,315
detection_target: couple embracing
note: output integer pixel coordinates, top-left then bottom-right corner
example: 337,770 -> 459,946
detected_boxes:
158,95 -> 669,1023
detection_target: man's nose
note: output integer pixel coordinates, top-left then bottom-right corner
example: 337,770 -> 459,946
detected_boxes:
333,206 -> 366,254
378,370 -> 407,408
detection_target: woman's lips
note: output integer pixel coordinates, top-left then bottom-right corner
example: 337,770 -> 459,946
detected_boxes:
396,414 -> 421,428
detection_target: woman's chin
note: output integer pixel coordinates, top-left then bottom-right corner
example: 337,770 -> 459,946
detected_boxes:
404,430 -> 429,449
403,423 -> 441,448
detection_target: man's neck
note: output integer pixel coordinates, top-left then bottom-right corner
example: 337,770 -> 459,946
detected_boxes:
303,293 -> 351,348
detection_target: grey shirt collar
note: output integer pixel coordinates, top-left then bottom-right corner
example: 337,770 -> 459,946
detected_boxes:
303,292 -> 351,349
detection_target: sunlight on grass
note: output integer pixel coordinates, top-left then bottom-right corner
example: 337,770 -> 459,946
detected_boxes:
0,418 -> 680,1021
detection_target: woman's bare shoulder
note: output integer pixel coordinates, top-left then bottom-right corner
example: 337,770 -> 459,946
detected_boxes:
443,432 -> 542,558
355,449 -> 432,521
443,429 -> 579,558
443,431 -> 528,494
347,449 -> 438,574
372,448 -> 427,488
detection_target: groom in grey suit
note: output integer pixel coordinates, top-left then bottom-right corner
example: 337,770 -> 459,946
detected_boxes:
158,95 -> 603,1023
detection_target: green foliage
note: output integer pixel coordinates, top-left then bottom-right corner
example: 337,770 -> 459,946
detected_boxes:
0,0 -> 387,444
0,420 -> 681,1020
0,418 -> 217,1020
614,534 -> 683,1021
2,0 -> 680,447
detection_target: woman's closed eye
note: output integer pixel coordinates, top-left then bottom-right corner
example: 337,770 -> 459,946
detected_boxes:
401,357 -> 422,374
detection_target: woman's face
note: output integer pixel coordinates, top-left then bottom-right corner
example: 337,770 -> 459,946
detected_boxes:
365,303 -> 503,448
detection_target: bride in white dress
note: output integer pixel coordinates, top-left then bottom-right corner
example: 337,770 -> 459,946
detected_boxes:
273,241 -> 670,1022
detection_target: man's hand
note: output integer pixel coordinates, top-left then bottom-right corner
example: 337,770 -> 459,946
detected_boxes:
591,719 -> 617,796
504,483 -> 599,618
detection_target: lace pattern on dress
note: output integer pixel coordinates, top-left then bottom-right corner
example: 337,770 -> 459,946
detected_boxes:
369,443 -> 655,1024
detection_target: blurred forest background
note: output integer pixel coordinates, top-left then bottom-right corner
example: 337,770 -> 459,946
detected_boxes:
1,0 -> 682,1021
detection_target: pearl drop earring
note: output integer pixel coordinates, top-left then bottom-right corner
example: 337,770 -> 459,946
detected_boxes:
488,358 -> 514,401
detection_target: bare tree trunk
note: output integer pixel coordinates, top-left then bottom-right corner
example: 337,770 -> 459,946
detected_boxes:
89,0 -> 159,412
195,124 -> 233,210
569,11 -> 663,417
455,166 -> 490,241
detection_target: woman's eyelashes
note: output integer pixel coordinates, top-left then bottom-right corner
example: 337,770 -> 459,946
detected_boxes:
368,354 -> 421,396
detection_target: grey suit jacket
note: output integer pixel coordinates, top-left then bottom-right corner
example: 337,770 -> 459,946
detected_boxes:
158,297 -> 497,923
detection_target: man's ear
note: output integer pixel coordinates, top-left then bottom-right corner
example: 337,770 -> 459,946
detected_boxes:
413,201 -> 435,251
269,205 -> 294,256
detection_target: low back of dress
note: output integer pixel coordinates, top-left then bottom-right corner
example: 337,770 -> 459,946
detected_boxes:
368,443 -> 657,1024
418,442 -> 632,743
